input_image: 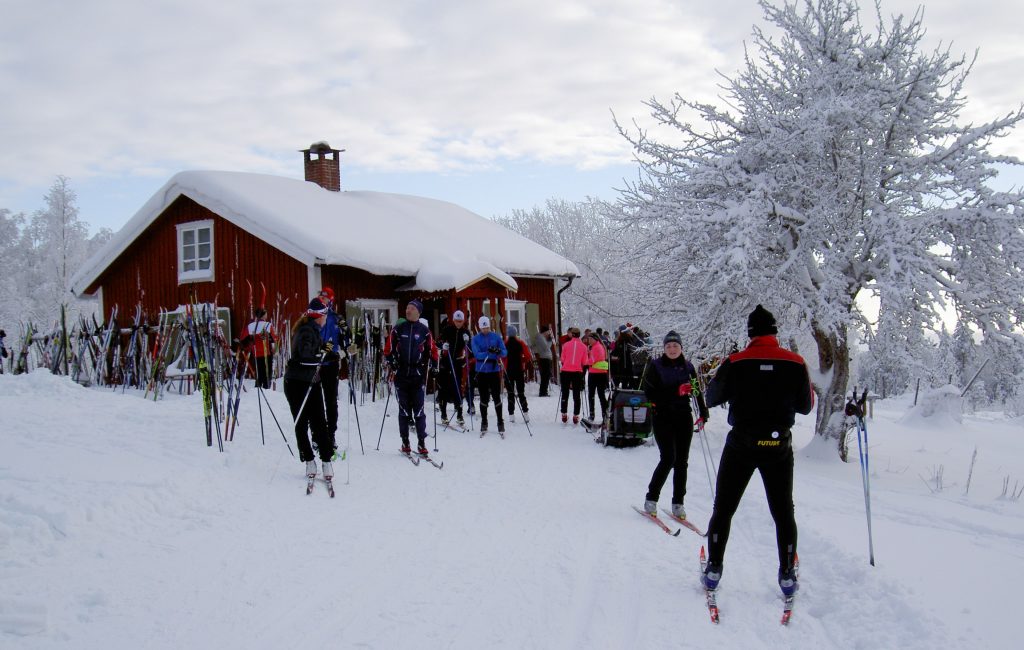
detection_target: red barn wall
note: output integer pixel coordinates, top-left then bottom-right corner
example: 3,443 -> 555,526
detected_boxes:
512,277 -> 556,327
88,196 -> 309,329
319,265 -> 410,308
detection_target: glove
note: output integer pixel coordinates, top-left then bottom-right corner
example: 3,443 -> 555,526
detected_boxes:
488,346 -> 499,354
693,417 -> 705,429
322,341 -> 334,354
442,342 -> 450,351
678,382 -> 692,396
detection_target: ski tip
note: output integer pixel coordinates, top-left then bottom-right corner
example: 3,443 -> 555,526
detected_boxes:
672,528 -> 681,537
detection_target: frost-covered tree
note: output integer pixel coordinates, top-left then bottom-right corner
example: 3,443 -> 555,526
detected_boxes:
496,198 -> 647,331
0,208 -> 30,330
4,177 -> 110,329
615,0 -> 1024,440
857,299 -> 935,397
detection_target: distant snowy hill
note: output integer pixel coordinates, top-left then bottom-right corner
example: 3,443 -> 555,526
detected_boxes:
1,371 -> 1020,649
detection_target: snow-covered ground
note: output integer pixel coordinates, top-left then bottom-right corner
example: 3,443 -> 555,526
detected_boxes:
2,370 -> 1021,649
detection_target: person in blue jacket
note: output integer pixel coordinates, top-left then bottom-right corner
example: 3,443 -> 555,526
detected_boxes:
316,287 -> 351,453
471,316 -> 507,434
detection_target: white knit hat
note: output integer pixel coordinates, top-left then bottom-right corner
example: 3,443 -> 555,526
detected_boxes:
453,310 -> 465,321
478,316 -> 491,329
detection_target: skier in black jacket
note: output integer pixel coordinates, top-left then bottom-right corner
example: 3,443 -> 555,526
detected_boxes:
383,299 -> 437,455
437,310 -> 470,426
284,299 -> 335,480
641,331 -> 709,519
700,305 -> 815,597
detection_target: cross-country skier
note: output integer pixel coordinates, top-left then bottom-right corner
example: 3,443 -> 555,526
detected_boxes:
0,329 -> 8,374
284,299 -> 335,480
503,325 -> 532,422
531,324 -> 555,397
585,331 -> 610,423
558,328 -> 587,425
383,299 -> 437,455
316,287 -> 350,452
701,305 -> 814,597
470,316 -> 507,433
641,331 -> 709,519
437,310 -> 470,427
238,308 -> 277,389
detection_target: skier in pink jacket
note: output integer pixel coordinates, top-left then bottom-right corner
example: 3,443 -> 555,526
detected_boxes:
559,328 -> 588,425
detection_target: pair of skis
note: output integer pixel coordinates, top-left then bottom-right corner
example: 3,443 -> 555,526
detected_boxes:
699,546 -> 798,626
402,450 -> 444,469
631,505 -> 706,537
632,507 -> 796,625
306,474 -> 335,498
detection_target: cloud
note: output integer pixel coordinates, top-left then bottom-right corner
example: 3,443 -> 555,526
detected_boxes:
0,0 -> 1020,197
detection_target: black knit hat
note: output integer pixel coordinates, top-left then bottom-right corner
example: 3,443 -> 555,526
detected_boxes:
663,330 -> 683,346
747,304 -> 778,337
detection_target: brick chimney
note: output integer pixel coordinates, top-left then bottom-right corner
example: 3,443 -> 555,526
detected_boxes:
301,141 -> 344,191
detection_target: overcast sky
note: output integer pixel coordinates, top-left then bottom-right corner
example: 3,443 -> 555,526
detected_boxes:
1,0 -> 1021,232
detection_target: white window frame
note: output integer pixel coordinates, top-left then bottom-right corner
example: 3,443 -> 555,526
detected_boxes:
176,220 -> 215,284
354,299 -> 398,328
506,299 -> 526,336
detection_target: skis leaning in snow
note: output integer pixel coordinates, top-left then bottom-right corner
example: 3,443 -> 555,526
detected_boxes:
661,509 -> 706,536
632,505 -> 681,536
699,546 -> 720,624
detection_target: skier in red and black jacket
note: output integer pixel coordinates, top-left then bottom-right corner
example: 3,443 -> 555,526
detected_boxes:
701,304 -> 814,598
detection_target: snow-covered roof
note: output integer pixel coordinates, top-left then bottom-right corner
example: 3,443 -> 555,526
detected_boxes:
71,171 -> 579,295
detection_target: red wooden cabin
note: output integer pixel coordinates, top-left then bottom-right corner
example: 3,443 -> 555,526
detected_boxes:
70,142 -> 579,338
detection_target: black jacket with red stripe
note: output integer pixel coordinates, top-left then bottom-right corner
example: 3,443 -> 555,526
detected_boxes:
705,336 -> 814,442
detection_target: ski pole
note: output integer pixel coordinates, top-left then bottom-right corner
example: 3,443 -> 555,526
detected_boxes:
443,345 -> 467,428
347,377 -> 364,454
257,381 -> 266,445
427,360 -> 439,452
376,379 -> 392,451
854,391 -> 876,566
258,387 -> 294,457
502,362 -> 533,437
293,350 -> 328,429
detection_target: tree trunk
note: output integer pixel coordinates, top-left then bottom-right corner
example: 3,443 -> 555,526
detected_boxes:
812,323 -> 850,445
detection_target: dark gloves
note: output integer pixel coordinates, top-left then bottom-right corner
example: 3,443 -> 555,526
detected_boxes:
321,341 -> 334,354
488,346 -> 499,354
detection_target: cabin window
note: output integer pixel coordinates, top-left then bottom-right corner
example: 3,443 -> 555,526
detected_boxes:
506,300 -> 526,336
177,220 -> 214,283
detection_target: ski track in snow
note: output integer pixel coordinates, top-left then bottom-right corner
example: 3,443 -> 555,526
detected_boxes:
1,370 -> 1020,648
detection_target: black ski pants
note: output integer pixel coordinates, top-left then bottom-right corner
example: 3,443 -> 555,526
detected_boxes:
253,354 -> 273,389
537,357 -> 552,396
587,372 -> 609,419
559,371 -> 584,415
321,362 -> 340,441
395,378 -> 427,444
284,378 -> 332,463
706,441 -> 797,572
439,356 -> 464,419
506,370 -> 528,415
476,371 -> 503,425
646,411 -> 694,505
